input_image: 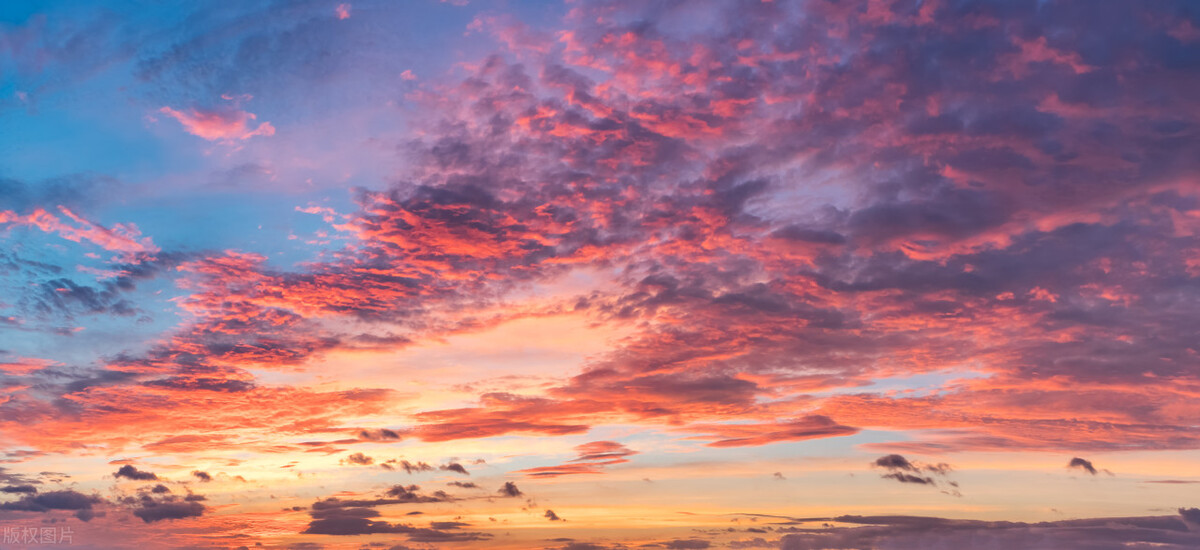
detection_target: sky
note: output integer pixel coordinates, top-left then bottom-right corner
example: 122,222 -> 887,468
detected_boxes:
1,0 -> 1200,548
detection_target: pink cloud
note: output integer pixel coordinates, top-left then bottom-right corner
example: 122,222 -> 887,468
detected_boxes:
0,206 -> 159,260
335,3 -> 351,20
158,106 -> 275,141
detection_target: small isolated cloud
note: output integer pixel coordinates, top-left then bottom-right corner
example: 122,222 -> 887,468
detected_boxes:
358,428 -> 402,441
335,3 -> 351,20
440,462 -> 469,475
191,470 -> 212,482
498,481 -> 522,497
343,452 -> 374,466
114,465 -> 158,481
872,455 -> 959,495
545,509 -> 563,521
1068,457 -> 1097,475
401,70 -> 417,81
1068,457 -> 1104,475
159,106 -> 275,141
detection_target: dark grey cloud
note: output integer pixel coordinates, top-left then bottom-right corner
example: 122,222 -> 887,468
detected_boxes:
873,455 -> 958,493
0,489 -> 102,521
1069,457 -> 1099,475
113,464 -> 158,481
0,485 -> 37,494
131,498 -> 205,523
440,462 -> 469,475
498,481 -> 523,497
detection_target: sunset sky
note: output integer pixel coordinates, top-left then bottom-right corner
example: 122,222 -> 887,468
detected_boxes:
2,1 -> 1200,548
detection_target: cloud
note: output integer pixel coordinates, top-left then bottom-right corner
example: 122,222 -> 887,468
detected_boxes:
498,481 -> 523,497
300,488 -> 493,542
0,484 -> 37,493
358,428 -> 402,441
440,462 -> 469,475
1068,457 -> 1099,475
872,455 -> 958,494
0,206 -> 159,260
780,510 -> 1200,549
545,509 -> 563,521
303,507 -> 413,535
191,470 -> 212,482
383,484 -> 447,503
129,494 -> 206,523
158,106 -> 275,141
343,452 -> 375,466
517,441 -> 637,478
383,460 -> 433,474
874,454 -> 918,471
4,2 -> 1200,547
699,417 -> 859,448
0,489 -> 102,521
113,465 -> 158,481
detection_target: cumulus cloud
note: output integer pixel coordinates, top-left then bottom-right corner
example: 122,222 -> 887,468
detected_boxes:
440,462 -> 469,475
113,465 -> 158,481
498,482 -> 523,497
130,495 -> 206,523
